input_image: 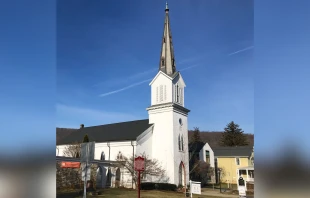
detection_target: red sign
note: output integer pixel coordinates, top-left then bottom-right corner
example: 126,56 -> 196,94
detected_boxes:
60,162 -> 81,168
134,156 -> 145,171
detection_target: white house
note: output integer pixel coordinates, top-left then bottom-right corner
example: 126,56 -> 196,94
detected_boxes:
56,2 -> 190,189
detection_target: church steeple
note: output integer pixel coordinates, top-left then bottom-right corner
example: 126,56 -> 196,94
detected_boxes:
159,2 -> 176,76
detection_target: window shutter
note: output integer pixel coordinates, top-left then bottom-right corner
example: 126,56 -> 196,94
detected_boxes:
156,87 -> 158,103
180,88 -> 183,105
164,85 -> 167,101
160,85 -> 163,102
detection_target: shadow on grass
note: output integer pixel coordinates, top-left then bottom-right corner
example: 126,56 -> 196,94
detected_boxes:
57,191 -> 79,198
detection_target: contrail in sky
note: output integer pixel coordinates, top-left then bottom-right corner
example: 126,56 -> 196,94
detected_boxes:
98,64 -> 199,97
99,78 -> 153,97
228,46 -> 254,56
99,46 -> 254,97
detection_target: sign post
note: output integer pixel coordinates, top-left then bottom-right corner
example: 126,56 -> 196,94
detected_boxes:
134,156 -> 145,198
189,180 -> 201,198
81,142 -> 95,198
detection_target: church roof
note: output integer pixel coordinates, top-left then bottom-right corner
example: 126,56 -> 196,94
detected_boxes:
213,146 -> 253,157
56,119 -> 152,145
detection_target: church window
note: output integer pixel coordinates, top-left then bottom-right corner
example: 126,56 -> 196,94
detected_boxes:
100,151 -> 105,161
160,85 -> 163,102
117,151 -> 123,160
178,135 -> 181,151
181,135 -> 184,151
163,37 -> 165,43
161,58 -> 165,67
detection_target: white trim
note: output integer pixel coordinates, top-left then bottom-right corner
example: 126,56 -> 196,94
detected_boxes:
136,125 -> 154,142
149,71 -> 172,85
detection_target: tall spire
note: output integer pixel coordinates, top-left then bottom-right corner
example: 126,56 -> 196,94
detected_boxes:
159,1 -> 176,76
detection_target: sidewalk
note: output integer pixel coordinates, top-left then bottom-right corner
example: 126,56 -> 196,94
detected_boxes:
201,188 -> 239,198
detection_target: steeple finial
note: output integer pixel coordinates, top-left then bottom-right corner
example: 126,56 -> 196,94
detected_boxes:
159,1 -> 176,76
165,1 -> 169,11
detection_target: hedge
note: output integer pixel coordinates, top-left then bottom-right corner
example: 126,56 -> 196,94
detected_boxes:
140,182 -> 177,191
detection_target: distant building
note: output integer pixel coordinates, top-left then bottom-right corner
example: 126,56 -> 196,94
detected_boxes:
56,2 -> 190,189
188,143 -> 254,188
213,146 -> 254,187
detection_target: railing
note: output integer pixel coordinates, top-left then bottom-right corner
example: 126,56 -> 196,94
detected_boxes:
246,178 -> 254,182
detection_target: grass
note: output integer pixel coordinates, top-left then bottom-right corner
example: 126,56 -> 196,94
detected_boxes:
57,188 -> 229,198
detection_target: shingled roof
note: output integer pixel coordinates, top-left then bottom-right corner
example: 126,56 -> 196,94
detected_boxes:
56,119 -> 153,145
213,146 -> 253,157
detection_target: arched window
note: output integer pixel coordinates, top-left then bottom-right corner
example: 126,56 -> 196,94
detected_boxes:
115,168 -> 121,187
161,57 -> 165,67
181,135 -> 184,151
117,151 -> 123,160
178,135 -> 181,151
100,151 -> 105,161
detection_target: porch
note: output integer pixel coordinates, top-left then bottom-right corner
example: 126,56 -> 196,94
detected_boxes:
237,166 -> 254,191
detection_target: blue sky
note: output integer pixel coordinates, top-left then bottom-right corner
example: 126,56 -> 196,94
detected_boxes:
57,0 -> 254,133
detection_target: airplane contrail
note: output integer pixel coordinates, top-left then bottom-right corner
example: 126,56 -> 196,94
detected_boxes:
99,78 -> 153,97
98,46 -> 254,97
228,46 -> 254,56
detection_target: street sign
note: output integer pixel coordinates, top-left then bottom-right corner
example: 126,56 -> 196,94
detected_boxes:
81,142 -> 95,162
134,156 -> 145,171
81,163 -> 91,181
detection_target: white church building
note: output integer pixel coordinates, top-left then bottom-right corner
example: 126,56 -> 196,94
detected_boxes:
56,3 -> 190,189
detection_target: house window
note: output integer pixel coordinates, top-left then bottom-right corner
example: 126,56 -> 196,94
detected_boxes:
205,150 -> 210,164
239,170 -> 246,177
236,157 -> 240,165
248,170 -> 254,178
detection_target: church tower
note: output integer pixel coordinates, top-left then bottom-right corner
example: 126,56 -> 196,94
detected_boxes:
147,2 -> 190,186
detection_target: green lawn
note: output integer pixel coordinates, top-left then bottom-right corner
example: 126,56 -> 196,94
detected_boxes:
57,188 -> 228,198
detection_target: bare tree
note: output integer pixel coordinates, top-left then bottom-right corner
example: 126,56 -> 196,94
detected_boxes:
63,142 -> 81,158
116,152 -> 167,187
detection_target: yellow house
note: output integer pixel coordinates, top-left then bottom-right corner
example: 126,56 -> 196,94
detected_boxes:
213,146 -> 254,187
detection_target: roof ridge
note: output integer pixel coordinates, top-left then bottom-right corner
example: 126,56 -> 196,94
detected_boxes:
84,119 -> 149,128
